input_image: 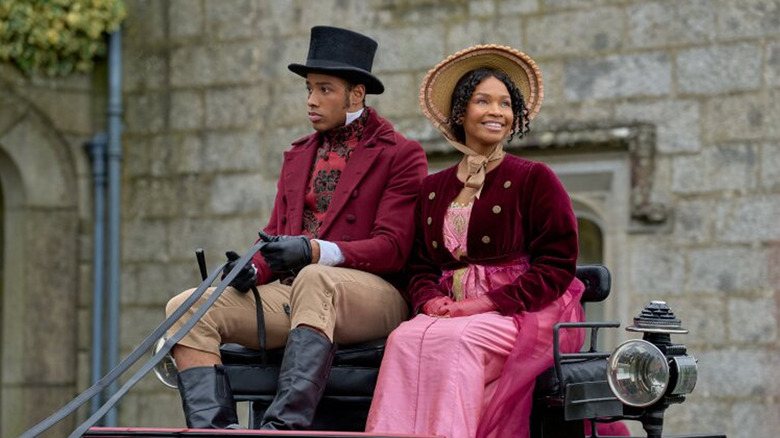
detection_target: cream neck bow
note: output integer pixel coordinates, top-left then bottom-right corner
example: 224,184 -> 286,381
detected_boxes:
446,137 -> 505,198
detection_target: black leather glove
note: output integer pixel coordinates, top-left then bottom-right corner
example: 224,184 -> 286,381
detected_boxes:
221,250 -> 257,293
258,232 -> 312,273
257,231 -> 294,243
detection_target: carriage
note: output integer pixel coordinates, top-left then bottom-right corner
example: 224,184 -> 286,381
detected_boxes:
21,246 -> 725,438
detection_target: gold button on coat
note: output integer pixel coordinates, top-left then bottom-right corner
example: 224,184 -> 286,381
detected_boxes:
427,217 -> 432,225
492,205 -> 502,214
482,235 -> 491,244
503,180 -> 511,188
428,192 -> 436,200
432,241 -> 438,248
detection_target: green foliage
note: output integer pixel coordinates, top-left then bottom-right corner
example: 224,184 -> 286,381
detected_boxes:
0,0 -> 127,77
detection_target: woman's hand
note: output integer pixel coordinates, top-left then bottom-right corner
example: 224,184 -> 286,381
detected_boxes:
422,296 -> 455,316
440,295 -> 497,317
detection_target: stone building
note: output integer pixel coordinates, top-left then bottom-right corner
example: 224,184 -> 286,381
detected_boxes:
1,0 -> 778,437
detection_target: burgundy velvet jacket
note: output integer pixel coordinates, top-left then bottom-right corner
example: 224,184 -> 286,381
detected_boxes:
407,154 -> 579,315
251,108 -> 428,287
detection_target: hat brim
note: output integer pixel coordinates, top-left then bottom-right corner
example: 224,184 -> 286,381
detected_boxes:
288,63 -> 385,94
419,45 -> 544,139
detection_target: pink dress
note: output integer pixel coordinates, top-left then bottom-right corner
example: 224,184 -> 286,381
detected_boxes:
366,203 -> 587,438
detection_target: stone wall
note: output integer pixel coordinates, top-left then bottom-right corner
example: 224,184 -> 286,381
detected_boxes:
1,0 -> 778,436
114,1 -> 779,436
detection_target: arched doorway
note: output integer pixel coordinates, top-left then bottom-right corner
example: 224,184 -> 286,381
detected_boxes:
575,211 -> 608,349
577,216 -> 604,265
577,213 -> 605,320
0,91 -> 80,437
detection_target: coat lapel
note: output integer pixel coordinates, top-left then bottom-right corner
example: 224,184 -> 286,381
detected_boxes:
282,137 -> 318,234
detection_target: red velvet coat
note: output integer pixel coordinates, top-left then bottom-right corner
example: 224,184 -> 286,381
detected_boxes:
407,154 -> 579,314
251,108 -> 428,287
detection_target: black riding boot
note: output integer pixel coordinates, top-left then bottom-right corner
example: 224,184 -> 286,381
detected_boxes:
260,327 -> 337,430
177,365 -> 242,429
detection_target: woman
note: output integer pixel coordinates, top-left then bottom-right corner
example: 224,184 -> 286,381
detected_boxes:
365,45 -> 598,438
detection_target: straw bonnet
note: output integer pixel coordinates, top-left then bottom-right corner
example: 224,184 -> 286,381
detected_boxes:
419,44 -> 544,139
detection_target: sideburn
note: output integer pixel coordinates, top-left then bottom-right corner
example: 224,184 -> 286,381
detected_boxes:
343,86 -> 353,109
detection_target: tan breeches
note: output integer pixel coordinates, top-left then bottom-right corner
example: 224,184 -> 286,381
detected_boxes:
165,264 -> 409,356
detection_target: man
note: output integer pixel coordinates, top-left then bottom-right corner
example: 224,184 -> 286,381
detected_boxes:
165,26 -> 428,430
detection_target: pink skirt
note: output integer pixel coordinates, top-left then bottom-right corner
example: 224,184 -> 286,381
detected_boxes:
366,283 -> 586,438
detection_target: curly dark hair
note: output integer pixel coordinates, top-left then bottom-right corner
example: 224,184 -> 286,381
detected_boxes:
447,68 -> 530,144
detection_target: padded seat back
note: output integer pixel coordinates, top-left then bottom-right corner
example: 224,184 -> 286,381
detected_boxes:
222,337 -> 386,370
575,264 -> 611,303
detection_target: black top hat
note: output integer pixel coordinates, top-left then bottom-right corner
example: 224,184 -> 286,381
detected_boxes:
288,26 -> 385,94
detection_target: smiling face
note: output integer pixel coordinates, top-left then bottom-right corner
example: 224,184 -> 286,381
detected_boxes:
305,73 -> 366,133
461,76 -> 514,155
447,68 -> 529,151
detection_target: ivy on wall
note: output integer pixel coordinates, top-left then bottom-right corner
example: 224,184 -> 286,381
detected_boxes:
0,0 -> 127,77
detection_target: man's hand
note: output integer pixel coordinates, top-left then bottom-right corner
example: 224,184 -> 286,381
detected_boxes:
259,232 -> 313,273
222,250 -> 257,293
439,295 -> 497,317
257,231 -> 294,243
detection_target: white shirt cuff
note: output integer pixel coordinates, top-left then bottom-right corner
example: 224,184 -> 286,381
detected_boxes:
314,239 -> 344,266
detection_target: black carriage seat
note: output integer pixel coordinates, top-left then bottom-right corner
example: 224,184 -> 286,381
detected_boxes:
220,264 -> 611,430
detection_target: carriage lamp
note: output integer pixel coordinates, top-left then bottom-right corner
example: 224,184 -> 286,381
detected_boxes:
607,338 -> 669,407
606,301 -> 698,437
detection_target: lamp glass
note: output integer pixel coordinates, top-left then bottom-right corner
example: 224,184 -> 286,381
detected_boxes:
607,339 -> 669,407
